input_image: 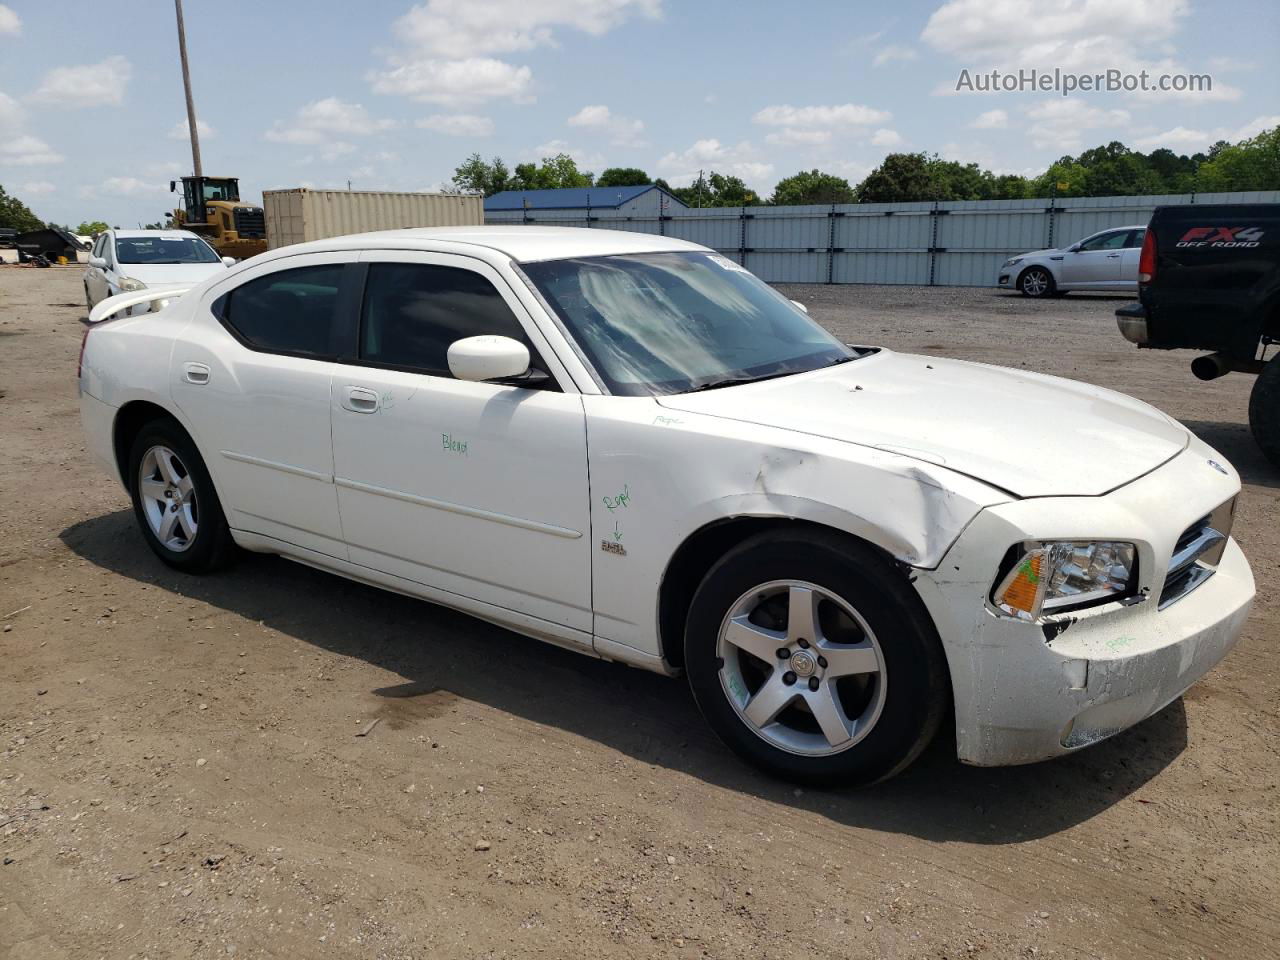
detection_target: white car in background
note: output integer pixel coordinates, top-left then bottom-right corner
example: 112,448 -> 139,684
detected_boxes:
78,226 -> 1252,785
84,229 -> 233,313
997,224 -> 1147,297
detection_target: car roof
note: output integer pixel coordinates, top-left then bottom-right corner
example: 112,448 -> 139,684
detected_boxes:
111,228 -> 202,239
257,226 -> 708,264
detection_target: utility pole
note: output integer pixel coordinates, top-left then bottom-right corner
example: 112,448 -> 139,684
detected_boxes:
697,168 -> 704,208
174,0 -> 202,178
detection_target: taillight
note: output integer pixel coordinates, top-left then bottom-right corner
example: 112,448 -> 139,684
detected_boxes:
1138,229 -> 1156,283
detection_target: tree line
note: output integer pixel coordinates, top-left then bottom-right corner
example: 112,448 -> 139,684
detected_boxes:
3,125 -> 1275,234
452,124 -> 1279,206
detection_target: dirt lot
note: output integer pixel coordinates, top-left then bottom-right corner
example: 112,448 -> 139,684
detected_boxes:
1,266 -> 1276,960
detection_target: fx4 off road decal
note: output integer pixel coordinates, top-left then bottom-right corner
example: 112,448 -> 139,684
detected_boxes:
1176,226 -> 1265,249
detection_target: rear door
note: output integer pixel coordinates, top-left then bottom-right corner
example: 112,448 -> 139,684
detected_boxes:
1059,229 -> 1129,287
328,251 -> 593,632
1119,229 -> 1145,289
172,254 -> 353,559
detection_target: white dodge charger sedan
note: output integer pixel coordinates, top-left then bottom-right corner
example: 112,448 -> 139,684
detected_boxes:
79,226 -> 1253,785
996,224 -> 1147,297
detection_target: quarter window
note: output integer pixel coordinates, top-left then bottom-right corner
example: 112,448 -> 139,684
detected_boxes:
220,264 -> 343,357
359,262 -> 532,377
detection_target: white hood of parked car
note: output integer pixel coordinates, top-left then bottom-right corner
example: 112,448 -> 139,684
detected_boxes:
114,262 -> 228,288
655,350 -> 1189,498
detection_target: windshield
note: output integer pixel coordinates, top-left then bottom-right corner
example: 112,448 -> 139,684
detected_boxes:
202,180 -> 238,202
520,251 -> 853,395
114,236 -> 221,265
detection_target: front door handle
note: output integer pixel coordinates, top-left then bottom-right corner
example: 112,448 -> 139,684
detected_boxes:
182,362 -> 211,385
1106,253 -> 1121,258
342,386 -> 380,414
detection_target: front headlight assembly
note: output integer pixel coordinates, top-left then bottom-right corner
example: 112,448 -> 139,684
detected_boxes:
1002,257 -> 1023,268
992,541 -> 1137,620
118,277 -> 147,292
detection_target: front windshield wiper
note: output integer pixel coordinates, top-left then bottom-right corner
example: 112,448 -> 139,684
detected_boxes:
686,370 -> 798,393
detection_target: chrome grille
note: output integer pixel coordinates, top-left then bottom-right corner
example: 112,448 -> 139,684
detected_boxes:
1159,498 -> 1235,609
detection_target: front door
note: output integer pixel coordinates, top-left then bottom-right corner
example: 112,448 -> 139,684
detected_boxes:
1059,229 -> 1129,287
328,251 -> 593,632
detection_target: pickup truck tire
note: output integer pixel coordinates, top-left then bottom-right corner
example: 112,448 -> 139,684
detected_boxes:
1249,357 -> 1280,468
683,529 -> 948,786
1018,266 -> 1055,298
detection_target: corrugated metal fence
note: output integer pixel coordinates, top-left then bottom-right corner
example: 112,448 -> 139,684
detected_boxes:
486,190 -> 1280,287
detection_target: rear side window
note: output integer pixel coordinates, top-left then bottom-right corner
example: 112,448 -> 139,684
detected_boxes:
359,262 -> 531,376
220,264 -> 343,357
1127,230 -> 1146,248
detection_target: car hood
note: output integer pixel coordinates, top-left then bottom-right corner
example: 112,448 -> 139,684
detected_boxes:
114,262 -> 227,287
655,350 -> 1189,498
1011,248 -> 1060,261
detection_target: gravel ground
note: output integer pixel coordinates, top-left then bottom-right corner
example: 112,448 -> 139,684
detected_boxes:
1,266 -> 1277,960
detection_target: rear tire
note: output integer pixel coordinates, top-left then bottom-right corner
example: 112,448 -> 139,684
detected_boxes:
127,418 -> 237,573
1249,357 -> 1280,468
683,529 -> 949,786
1018,266 -> 1055,298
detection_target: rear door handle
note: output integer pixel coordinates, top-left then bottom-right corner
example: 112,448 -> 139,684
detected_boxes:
1106,253 -> 1121,258
182,362 -> 210,385
342,386 -> 380,414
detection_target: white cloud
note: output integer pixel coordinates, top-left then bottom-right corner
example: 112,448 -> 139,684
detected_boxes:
18,180 -> 55,195
84,176 -> 163,197
392,0 -> 662,58
566,104 -> 645,145
528,139 -> 605,169
168,118 -> 215,141
266,97 -> 394,145
753,103 -> 892,129
870,128 -> 903,147
921,0 -> 1238,102
657,139 -> 773,186
764,129 -> 832,146
0,133 -> 63,166
0,90 -> 21,129
0,4 -> 21,35
31,55 -> 131,107
416,113 -> 494,136
372,0 -> 660,106
970,108 -> 1008,129
873,44 -> 917,67
1024,99 -> 1130,151
369,57 -> 532,105
1133,115 -> 1280,151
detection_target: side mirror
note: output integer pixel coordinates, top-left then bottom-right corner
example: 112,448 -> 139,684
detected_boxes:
221,256 -> 236,267
169,181 -> 176,193
790,299 -> 808,313
448,335 -> 531,382
88,256 -> 107,268
1067,243 -> 1082,253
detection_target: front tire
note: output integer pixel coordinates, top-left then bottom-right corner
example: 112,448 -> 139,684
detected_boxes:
684,530 -> 949,786
127,418 -> 236,572
1018,266 -> 1055,298
1249,357 -> 1280,468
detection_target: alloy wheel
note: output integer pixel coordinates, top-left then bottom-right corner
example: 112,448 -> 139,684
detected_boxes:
137,444 -> 199,552
716,580 -> 887,757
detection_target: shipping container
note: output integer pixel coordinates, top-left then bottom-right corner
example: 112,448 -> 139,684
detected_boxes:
263,188 -> 483,249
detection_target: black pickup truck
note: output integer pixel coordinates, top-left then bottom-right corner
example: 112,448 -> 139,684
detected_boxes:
1116,203 -> 1280,466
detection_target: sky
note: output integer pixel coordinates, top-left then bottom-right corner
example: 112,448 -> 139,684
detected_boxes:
1,0 -> 1277,227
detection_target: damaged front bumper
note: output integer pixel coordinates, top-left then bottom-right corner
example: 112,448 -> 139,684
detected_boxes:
913,441 -> 1254,766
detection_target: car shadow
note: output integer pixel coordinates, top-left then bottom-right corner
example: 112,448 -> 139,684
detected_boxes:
61,510 -> 1189,846
1183,419 -> 1280,490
